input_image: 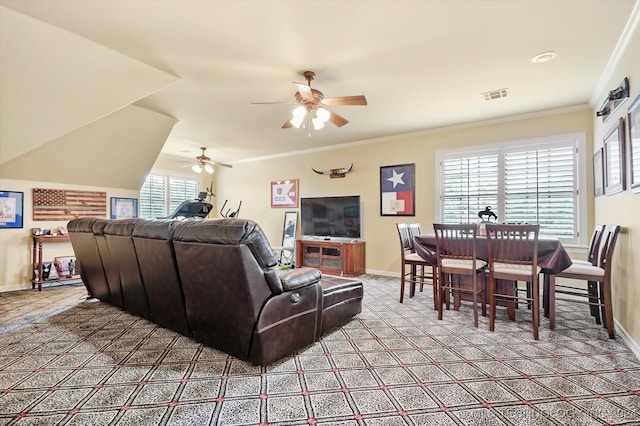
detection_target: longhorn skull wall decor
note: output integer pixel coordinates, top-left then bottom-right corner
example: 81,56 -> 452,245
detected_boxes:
311,163 -> 354,179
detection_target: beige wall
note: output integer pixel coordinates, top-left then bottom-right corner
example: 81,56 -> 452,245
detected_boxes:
215,109 -> 594,275
592,24 -> 640,348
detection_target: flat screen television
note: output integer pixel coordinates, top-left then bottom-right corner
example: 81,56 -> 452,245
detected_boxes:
300,196 -> 361,239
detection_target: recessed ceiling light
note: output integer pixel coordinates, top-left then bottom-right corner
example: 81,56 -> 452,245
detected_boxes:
532,51 -> 558,64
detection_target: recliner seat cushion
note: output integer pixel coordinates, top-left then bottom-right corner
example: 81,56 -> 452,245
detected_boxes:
319,275 -> 363,335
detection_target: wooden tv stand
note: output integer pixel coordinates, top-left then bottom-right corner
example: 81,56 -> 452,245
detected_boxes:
296,239 -> 365,277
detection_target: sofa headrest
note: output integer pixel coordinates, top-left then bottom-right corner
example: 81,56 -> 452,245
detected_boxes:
132,219 -> 178,240
91,218 -> 111,235
67,217 -> 98,233
104,219 -> 139,236
173,218 -> 277,268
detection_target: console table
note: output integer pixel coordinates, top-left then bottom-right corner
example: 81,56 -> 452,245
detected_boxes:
31,235 -> 77,291
296,239 -> 365,277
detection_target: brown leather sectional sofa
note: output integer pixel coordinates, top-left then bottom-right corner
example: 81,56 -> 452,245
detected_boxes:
67,217 -> 363,365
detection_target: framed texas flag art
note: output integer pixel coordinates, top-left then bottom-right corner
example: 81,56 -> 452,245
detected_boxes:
380,163 -> 415,216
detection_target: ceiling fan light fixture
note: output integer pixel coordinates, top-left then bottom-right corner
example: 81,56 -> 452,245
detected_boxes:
312,117 -> 325,130
290,115 -> 304,128
316,107 -> 330,122
192,164 -> 203,173
292,105 -> 306,119
204,164 -> 214,174
290,105 -> 307,128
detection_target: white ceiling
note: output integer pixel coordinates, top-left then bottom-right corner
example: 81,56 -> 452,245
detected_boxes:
1,0 -> 639,168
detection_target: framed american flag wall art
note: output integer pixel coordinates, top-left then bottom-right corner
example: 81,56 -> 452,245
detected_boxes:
380,163 -> 415,216
32,188 -> 107,221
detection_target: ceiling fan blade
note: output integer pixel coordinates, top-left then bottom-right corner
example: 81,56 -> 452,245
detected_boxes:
212,161 -> 233,168
282,119 -> 293,129
327,110 -> 349,127
250,101 -> 296,105
293,81 -> 313,101
205,159 -> 232,168
322,95 -> 368,106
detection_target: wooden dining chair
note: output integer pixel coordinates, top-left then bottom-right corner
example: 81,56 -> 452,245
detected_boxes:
485,224 -> 540,340
396,223 -> 437,307
542,224 -> 606,323
409,223 -> 437,300
546,225 -> 620,339
433,223 -> 486,327
573,224 -> 605,323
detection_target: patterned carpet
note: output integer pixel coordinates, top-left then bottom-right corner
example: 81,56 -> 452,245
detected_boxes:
1,275 -> 639,426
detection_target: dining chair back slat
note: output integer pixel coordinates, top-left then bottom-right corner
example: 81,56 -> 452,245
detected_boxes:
408,223 -> 422,250
587,224 -> 605,266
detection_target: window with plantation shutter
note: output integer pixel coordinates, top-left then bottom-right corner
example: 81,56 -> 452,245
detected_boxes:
437,134 -> 585,246
139,174 -> 199,219
168,177 -> 199,214
504,146 -> 576,240
441,154 -> 499,224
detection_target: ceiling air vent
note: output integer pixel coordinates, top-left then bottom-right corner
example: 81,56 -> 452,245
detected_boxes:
482,88 -> 508,101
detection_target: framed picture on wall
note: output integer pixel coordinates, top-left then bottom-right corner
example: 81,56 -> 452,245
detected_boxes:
380,163 -> 415,216
604,117 -> 626,195
593,148 -> 605,197
271,179 -> 298,208
110,197 -> 138,219
628,93 -> 640,192
0,191 -> 24,229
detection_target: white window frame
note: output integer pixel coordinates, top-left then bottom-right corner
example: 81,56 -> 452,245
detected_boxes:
435,133 -> 587,248
139,171 -> 200,219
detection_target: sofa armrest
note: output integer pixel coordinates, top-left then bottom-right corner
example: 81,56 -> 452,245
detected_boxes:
280,268 -> 322,291
264,267 -> 321,294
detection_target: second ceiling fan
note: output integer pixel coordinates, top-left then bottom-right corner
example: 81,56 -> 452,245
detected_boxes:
252,70 -> 367,130
187,147 -> 232,174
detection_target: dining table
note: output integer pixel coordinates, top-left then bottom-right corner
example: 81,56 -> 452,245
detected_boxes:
413,233 -> 573,320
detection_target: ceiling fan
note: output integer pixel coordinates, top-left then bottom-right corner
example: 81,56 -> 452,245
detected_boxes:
252,70 -> 367,130
186,147 -> 232,174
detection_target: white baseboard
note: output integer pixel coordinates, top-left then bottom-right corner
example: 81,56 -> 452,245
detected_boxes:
615,319 -> 640,361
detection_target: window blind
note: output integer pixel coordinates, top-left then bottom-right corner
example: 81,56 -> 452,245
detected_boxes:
139,175 -> 166,219
439,137 -> 580,244
441,154 -> 499,224
169,177 -> 199,213
504,146 -> 576,239
139,174 -> 199,219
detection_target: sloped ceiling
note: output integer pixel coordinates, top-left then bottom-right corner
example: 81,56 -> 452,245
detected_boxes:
0,6 -> 179,189
0,105 -> 177,189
